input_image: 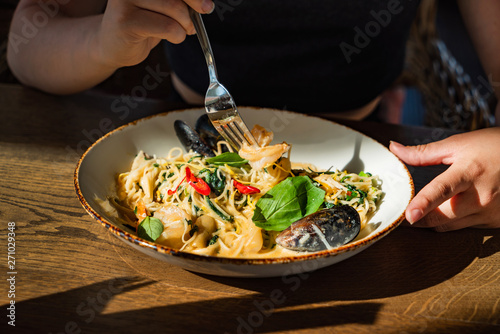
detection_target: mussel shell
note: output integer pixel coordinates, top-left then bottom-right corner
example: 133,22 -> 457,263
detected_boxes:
174,120 -> 215,157
195,114 -> 225,151
275,205 -> 361,252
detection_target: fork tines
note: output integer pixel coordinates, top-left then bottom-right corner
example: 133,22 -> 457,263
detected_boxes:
212,115 -> 258,150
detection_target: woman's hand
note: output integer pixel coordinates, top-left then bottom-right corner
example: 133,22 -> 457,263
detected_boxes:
97,0 -> 214,68
8,0 -> 214,94
390,127 -> 500,232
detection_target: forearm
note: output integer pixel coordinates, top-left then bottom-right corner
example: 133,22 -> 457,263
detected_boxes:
458,0 -> 500,124
7,4 -> 116,95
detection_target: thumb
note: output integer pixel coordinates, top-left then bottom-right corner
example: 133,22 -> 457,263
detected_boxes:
389,140 -> 455,166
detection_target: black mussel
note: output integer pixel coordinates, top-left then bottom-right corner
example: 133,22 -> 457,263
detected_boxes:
275,205 -> 361,252
174,120 -> 215,157
195,114 -> 225,150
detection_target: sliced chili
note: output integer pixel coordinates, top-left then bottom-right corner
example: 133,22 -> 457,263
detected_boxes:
188,177 -> 211,196
233,180 -> 260,195
167,176 -> 186,196
168,167 -> 211,196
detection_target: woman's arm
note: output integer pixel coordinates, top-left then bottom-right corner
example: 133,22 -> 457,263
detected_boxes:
389,1 -> 500,231
458,0 -> 500,124
7,0 -> 214,95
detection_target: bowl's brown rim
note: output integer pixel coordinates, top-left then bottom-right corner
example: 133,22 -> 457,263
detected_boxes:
74,106 -> 415,266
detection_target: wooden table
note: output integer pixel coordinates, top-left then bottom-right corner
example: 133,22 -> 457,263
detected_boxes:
1,83 -> 499,333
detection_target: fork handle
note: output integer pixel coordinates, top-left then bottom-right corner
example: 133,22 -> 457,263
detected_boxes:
189,7 -> 218,84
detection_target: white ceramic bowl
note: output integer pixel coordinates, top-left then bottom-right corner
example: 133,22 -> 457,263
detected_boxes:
75,107 -> 414,277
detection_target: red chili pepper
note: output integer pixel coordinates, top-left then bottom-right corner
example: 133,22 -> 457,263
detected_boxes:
168,167 -> 211,196
167,176 -> 186,196
185,166 -> 196,183
233,180 -> 260,195
188,177 -> 211,196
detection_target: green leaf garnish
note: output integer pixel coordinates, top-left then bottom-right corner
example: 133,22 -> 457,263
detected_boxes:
189,225 -> 199,237
137,216 -> 164,242
252,176 -> 325,231
324,201 -> 336,209
188,155 -> 203,163
208,235 -> 219,246
199,168 -> 226,196
340,175 -> 350,182
206,152 -> 248,167
206,197 -> 233,222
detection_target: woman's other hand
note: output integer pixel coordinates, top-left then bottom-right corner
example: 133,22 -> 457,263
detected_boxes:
390,127 -> 500,232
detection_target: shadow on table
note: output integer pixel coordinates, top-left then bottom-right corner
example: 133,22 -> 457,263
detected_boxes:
8,276 -> 381,333
8,228 -> 499,333
206,227 -> 499,296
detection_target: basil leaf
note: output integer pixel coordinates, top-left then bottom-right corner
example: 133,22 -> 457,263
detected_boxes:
252,176 -> 325,231
137,216 -> 164,242
206,152 -> 248,167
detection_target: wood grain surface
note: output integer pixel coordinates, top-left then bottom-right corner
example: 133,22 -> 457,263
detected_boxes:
0,83 -> 499,334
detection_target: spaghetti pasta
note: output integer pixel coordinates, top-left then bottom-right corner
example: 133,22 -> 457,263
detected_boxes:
112,125 -> 382,258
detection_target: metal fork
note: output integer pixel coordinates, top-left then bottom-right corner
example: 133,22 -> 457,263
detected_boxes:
189,8 -> 258,150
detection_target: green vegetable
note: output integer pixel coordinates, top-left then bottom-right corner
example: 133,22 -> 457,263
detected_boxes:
206,197 -> 233,222
153,163 -> 160,168
199,168 -> 226,196
189,225 -> 198,237
188,155 -> 203,163
345,184 -> 367,203
252,176 -> 325,231
357,189 -> 368,203
206,152 -> 248,167
208,235 -> 219,246
358,171 -> 372,177
137,216 -> 164,242
324,201 -> 336,209
345,191 -> 357,201
345,184 -> 358,200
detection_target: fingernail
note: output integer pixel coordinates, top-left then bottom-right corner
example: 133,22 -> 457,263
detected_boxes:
390,141 -> 404,149
202,0 -> 215,14
409,209 -> 423,224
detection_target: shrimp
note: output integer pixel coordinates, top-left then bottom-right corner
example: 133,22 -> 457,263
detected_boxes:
239,125 -> 290,170
251,124 -> 273,147
153,205 -> 192,249
239,142 -> 290,170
